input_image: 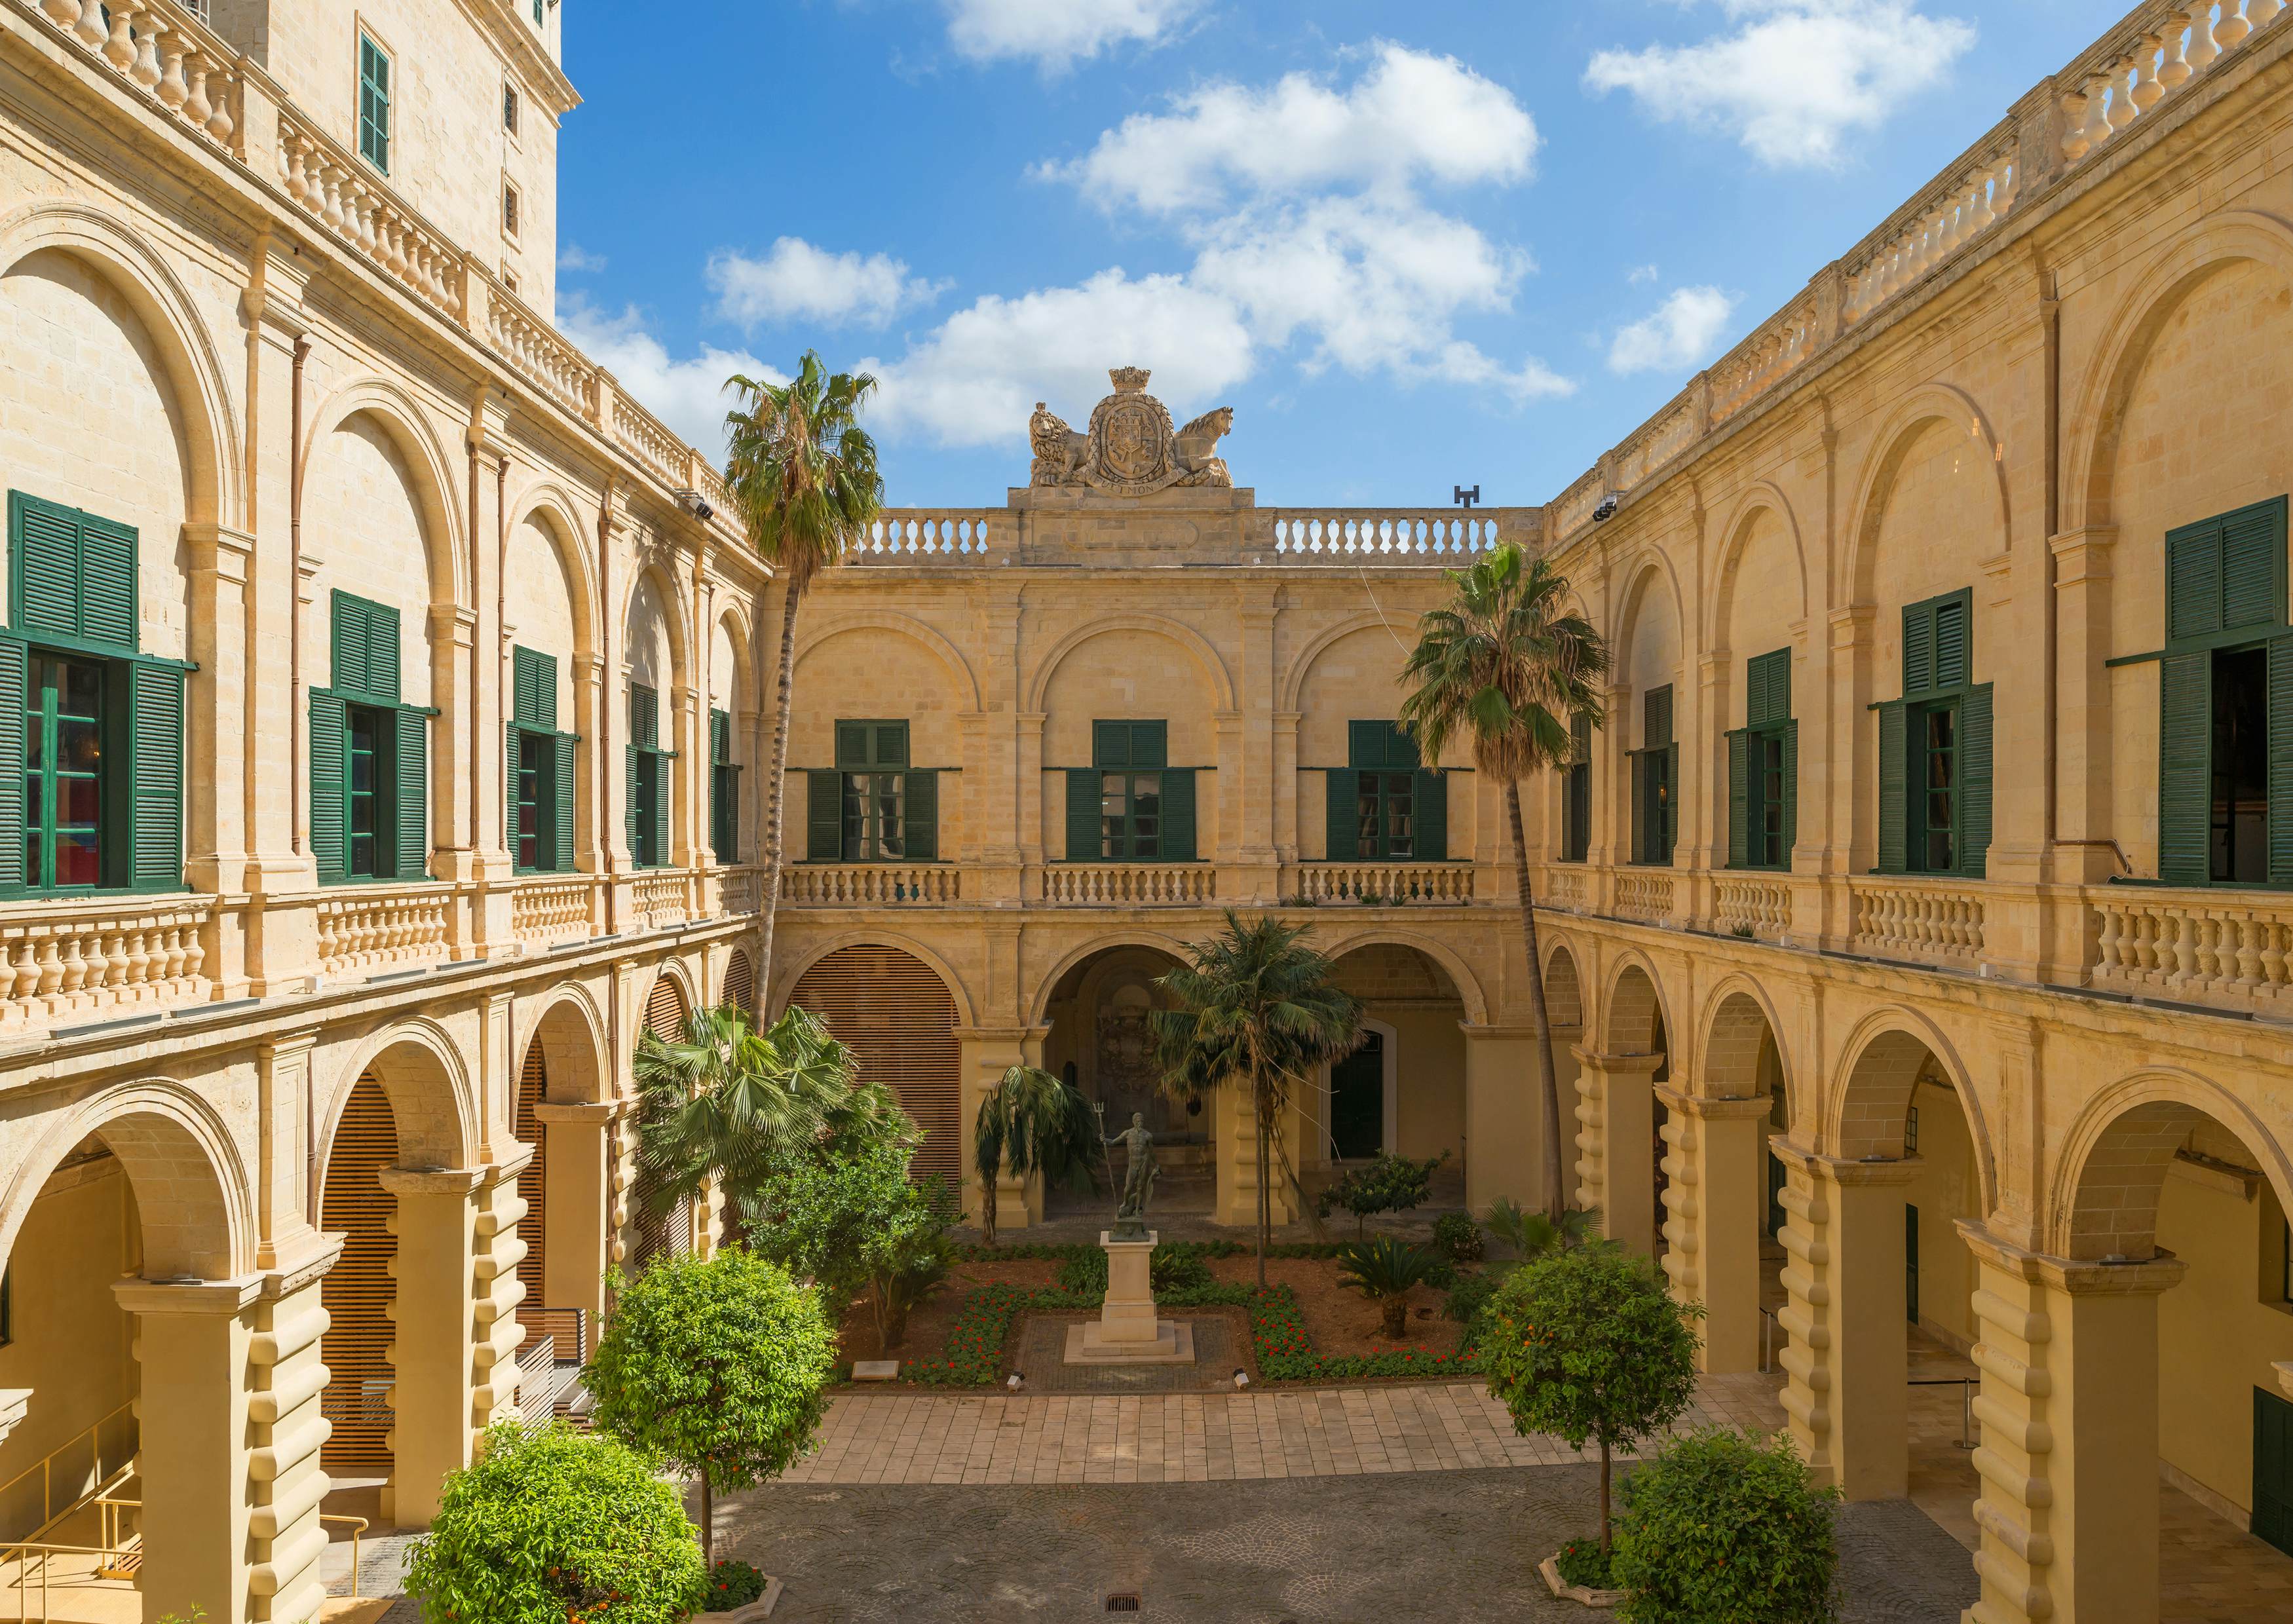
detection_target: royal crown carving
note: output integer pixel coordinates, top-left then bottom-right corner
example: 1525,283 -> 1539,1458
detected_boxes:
1029,368 -> 1234,495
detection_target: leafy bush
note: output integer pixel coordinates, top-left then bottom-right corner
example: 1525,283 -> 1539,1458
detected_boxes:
704,1559 -> 770,1612
1431,1211 -> 1485,1262
403,1421 -> 704,1624
1441,1269 -> 1501,1338
1612,1428 -> 1841,1623
1553,1536 -> 1616,1591
1334,1237 -> 1443,1338
1482,1244 -> 1701,1558
1316,1150 -> 1450,1236
741,1136 -> 949,1340
1483,1197 -> 1601,1262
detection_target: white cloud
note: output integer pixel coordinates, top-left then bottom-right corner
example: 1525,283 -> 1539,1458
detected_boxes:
559,298 -> 785,455
1585,1 -> 1976,170
1627,263 -> 1660,286
708,238 -> 947,331
1044,43 -> 1537,215
943,0 -> 1201,72
1608,286 -> 1741,375
558,243 -> 607,273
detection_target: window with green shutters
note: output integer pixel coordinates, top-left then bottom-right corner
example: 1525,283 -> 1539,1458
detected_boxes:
312,590 -> 428,885
506,646 -> 576,873
2154,497 -> 2293,888
1063,720 -> 1196,861
1876,588 -> 1992,879
1728,649 -> 1797,871
803,720 -> 938,862
1325,720 -> 1447,861
710,708 -> 741,863
1629,685 -> 1678,866
626,684 -> 671,869
0,493 -> 188,897
1563,713 -> 1592,863
358,34 -> 392,173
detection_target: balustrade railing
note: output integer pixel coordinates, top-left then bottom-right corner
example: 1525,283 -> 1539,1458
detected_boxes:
2088,885 -> 2293,1015
849,511 -> 1010,562
1842,133 -> 2020,326
1614,871 -> 1676,924
1287,863 -> 1473,904
1036,865 -> 1214,905
719,866 -> 763,915
31,0 -> 242,155
2058,3 -> 2289,176
780,864 -> 959,905
630,871 -> 689,930
511,876 -> 592,947
1542,865 -> 1590,913
1714,876 -> 1793,940
0,898 -> 214,1034
317,884 -> 453,976
610,389 -> 687,489
1253,510 -> 1518,559
273,109 -> 466,324
1849,877 -> 1985,966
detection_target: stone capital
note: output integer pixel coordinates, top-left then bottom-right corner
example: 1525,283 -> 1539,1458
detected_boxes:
1828,603 -> 1876,649
0,1389 -> 29,1447
182,521 -> 256,582
2049,525 -> 2119,585
113,1275 -> 265,1317
377,1165 -> 486,1197
1955,1219 -> 2189,1296
1569,1046 -> 1665,1075
256,1231 -> 347,1298
1770,1140 -> 1922,1186
1654,1085 -> 1774,1120
533,1100 -> 624,1125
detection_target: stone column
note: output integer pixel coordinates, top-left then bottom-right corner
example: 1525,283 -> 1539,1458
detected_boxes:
1656,1087 -> 1772,1371
670,681 -> 703,871
1272,711 -> 1302,867
537,1101 -> 619,1322
1213,1084 -> 1297,1229
183,523 -> 254,907
1958,1223 -> 2185,1624
471,1158 -> 531,1429
246,1250 -> 338,1622
114,1276 -> 259,1622
1591,683 -> 1632,870
958,1023 -> 1050,1230
377,1167 -> 480,1527
1462,1023 -> 1554,1213
1572,1049 -> 1662,1255
427,605 -> 479,890
1773,1142 -> 1919,1500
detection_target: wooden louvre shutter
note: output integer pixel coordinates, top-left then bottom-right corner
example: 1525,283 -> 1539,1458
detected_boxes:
2158,650 -> 2211,886
2169,500 -> 2288,643
625,744 -> 639,858
2271,634 -> 2293,889
710,709 -> 729,857
1093,719 -> 1130,770
1933,597 -> 1969,690
1781,719 -> 1799,856
1644,685 -> 1673,751
645,972 -> 687,1039
1726,729 -> 1750,869
505,725 -> 520,861
721,949 -> 755,1016
807,769 -> 842,860
903,769 -> 937,861
1629,751 -> 1650,865
320,1074 -> 398,1474
631,685 -> 658,749
1903,601 -> 1935,695
332,593 -> 370,696
552,732 -> 577,873
125,660 -> 185,891
651,753 -> 671,870
834,721 -> 869,770
515,647 -> 557,730
391,708 -> 428,880
1161,768 -> 1197,861
1664,742 -> 1679,859
0,636 -> 24,894
1324,768 -> 1359,861
1876,699 -> 1908,875
514,1042 -> 548,1339
12,493 -> 81,641
310,690 -> 349,884
76,514 -> 136,651
1065,767 -> 1100,861
1413,769 -> 1447,861
1386,724 -> 1422,770
788,945 -> 961,1194
1960,683 -> 1994,878
2167,518 -> 2225,643
1348,720 -> 1386,770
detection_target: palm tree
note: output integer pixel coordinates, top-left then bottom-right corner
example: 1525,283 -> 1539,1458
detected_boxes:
1153,912 -> 1361,1287
973,1065 -> 1100,1246
1399,545 -> 1608,1224
721,354 -> 885,987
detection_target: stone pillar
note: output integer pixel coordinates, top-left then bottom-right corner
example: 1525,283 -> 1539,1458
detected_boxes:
1573,1049 -> 1662,1255
1656,1087 -> 1772,1372
246,1251 -> 339,1623
537,1101 -> 618,1321
1213,1084 -> 1297,1229
1773,1143 -> 1918,1500
115,1276 -> 259,1623
1462,1024 -> 1552,1213
379,1167 -> 480,1527
958,1023 -> 1050,1231
1591,683 -> 1632,869
183,523 -> 254,904
427,604 -> 479,890
471,1158 -> 531,1429
1958,1224 -> 2186,1624
671,681 -> 703,871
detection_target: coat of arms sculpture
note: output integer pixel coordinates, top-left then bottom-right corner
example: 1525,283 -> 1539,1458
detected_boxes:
1029,368 -> 1234,495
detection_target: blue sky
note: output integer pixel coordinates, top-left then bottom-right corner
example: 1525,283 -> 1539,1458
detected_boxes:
556,0 -> 2112,510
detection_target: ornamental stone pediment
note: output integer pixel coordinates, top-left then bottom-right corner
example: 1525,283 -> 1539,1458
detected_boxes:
1028,368 -> 1235,497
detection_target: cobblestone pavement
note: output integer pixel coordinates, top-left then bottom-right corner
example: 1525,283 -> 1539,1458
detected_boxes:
717,1465 -> 1979,1623
777,1373 -> 1786,1485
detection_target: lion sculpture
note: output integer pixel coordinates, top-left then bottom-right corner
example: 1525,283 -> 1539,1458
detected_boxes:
1173,406 -> 1234,487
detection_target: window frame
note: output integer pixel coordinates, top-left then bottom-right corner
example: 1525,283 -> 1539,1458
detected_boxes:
502,80 -> 521,138
21,652 -> 107,895
1909,696 -> 1961,875
356,30 -> 392,176
1629,686 -> 1677,868
502,179 -> 521,242
345,700 -> 390,881
1563,713 -> 1592,863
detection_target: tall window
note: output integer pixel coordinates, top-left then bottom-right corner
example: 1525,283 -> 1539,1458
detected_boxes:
1326,720 -> 1447,861
313,592 -> 428,884
805,721 -> 935,862
1563,713 -> 1591,863
357,34 -> 391,173
1727,649 -> 1796,871
1066,721 -> 1195,861
508,646 -> 575,873
2156,498 -> 2292,888
503,83 -> 520,135
502,182 -> 521,239
1876,589 -> 1992,878
626,685 -> 670,869
1,493 -> 187,897
1629,685 -> 1677,866
710,708 -> 741,862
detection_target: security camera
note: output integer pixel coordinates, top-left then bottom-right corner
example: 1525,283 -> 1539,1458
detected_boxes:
673,489 -> 713,523
1592,495 -> 1620,523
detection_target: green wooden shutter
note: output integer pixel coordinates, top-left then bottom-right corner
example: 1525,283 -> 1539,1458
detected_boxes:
2269,634 -> 2293,888
310,690 -> 347,884
505,723 -> 519,859
392,708 -> 428,880
514,647 -> 557,730
1134,722 -> 1168,770
1876,700 -> 1908,875
358,35 -> 390,170
806,769 -> 841,861
651,750 -> 670,868
1388,724 -> 1422,770
1065,768 -> 1101,861
12,494 -> 79,641
2158,650 -> 2212,886
1748,649 -> 1791,728
1644,685 -> 1673,750
631,685 -> 658,749
331,594 -> 368,695
1726,729 -> 1749,869
872,721 -> 908,769
2167,519 -> 2225,643
1325,768 -> 1359,861
77,514 -> 137,652
1903,601 -> 1935,696
1630,752 -> 1650,865
125,659 -> 184,891
1093,721 -> 1129,770
1348,720 -> 1386,770
366,599 -> 401,699
0,636 -> 25,894
624,743 -> 639,857
1161,768 -> 1196,861
1664,742 -> 1679,861
1960,683 -> 1994,879
904,770 -> 938,862
834,721 -> 868,770
552,731 -> 577,873
1781,719 -> 1799,857
2222,504 -> 2286,633
1413,769 -> 1446,861
1934,597 -> 1969,690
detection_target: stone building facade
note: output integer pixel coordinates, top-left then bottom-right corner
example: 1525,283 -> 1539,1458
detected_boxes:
0,3 -> 768,1620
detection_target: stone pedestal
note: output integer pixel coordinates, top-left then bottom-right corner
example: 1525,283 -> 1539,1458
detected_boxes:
1064,1230 -> 1194,1365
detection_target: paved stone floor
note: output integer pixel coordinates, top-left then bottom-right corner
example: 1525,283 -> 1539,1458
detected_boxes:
715,1465 -> 1978,1623
1013,1310 -> 1250,1393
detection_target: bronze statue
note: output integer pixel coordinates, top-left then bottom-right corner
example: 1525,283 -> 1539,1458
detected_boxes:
1096,1106 -> 1159,1237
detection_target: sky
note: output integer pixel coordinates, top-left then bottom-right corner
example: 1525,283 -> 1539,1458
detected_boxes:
554,0 -> 2115,511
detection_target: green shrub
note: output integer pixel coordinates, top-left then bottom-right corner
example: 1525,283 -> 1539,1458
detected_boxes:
1315,1150 -> 1450,1236
1441,1268 -> 1500,1335
1431,1211 -> 1485,1262
1334,1237 -> 1442,1338
1612,1428 -> 1841,1624
704,1558 -> 770,1612
403,1420 -> 704,1624
1553,1536 -> 1615,1591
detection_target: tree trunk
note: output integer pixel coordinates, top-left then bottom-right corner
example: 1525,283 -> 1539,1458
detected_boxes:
753,580 -> 804,993
1255,1087 -> 1271,1291
1506,782 -> 1568,1224
980,1154 -> 998,1247
1598,1437 -> 1612,1555
1382,1294 -> 1407,1339
700,1471 -> 715,1568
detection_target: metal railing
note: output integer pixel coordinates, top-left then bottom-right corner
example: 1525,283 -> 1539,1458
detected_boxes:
0,1403 -> 135,1543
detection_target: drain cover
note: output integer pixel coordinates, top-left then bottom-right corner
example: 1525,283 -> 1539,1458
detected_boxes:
1105,1595 -> 1141,1613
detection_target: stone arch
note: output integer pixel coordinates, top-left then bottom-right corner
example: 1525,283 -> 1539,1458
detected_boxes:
1023,614 -> 1238,713
514,983 -> 609,1105
2064,208 -> 2293,533
504,482 -> 603,658
1603,956 -> 1669,1057
624,557 -> 692,696
722,947 -> 757,1015
795,612 -> 983,711
0,1080 -> 252,1281
1704,482 -> 1811,650
2048,1068 -> 2293,1260
1842,381 -> 2010,609
786,943 -> 964,1190
315,1020 -> 476,1188
1277,611 -> 1408,712
774,929 -> 980,1027
1026,932 -> 1196,1027
299,379 -> 470,610
1542,939 -> 1587,1032
1825,1011 -> 1997,1212
711,601 -> 756,715
1314,927 -> 1490,1025
1697,978 -> 1794,1108
0,200 -> 240,526
643,958 -> 698,1038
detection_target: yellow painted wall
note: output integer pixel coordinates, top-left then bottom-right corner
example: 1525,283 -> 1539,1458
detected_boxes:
1904,1080 -> 1980,1350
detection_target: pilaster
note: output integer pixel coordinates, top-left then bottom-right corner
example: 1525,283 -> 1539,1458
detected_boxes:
1655,1086 -> 1773,1371
535,1099 -> 621,1321
956,1023 -> 1052,1228
375,1165 -> 482,1526
1572,1048 -> 1663,1254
